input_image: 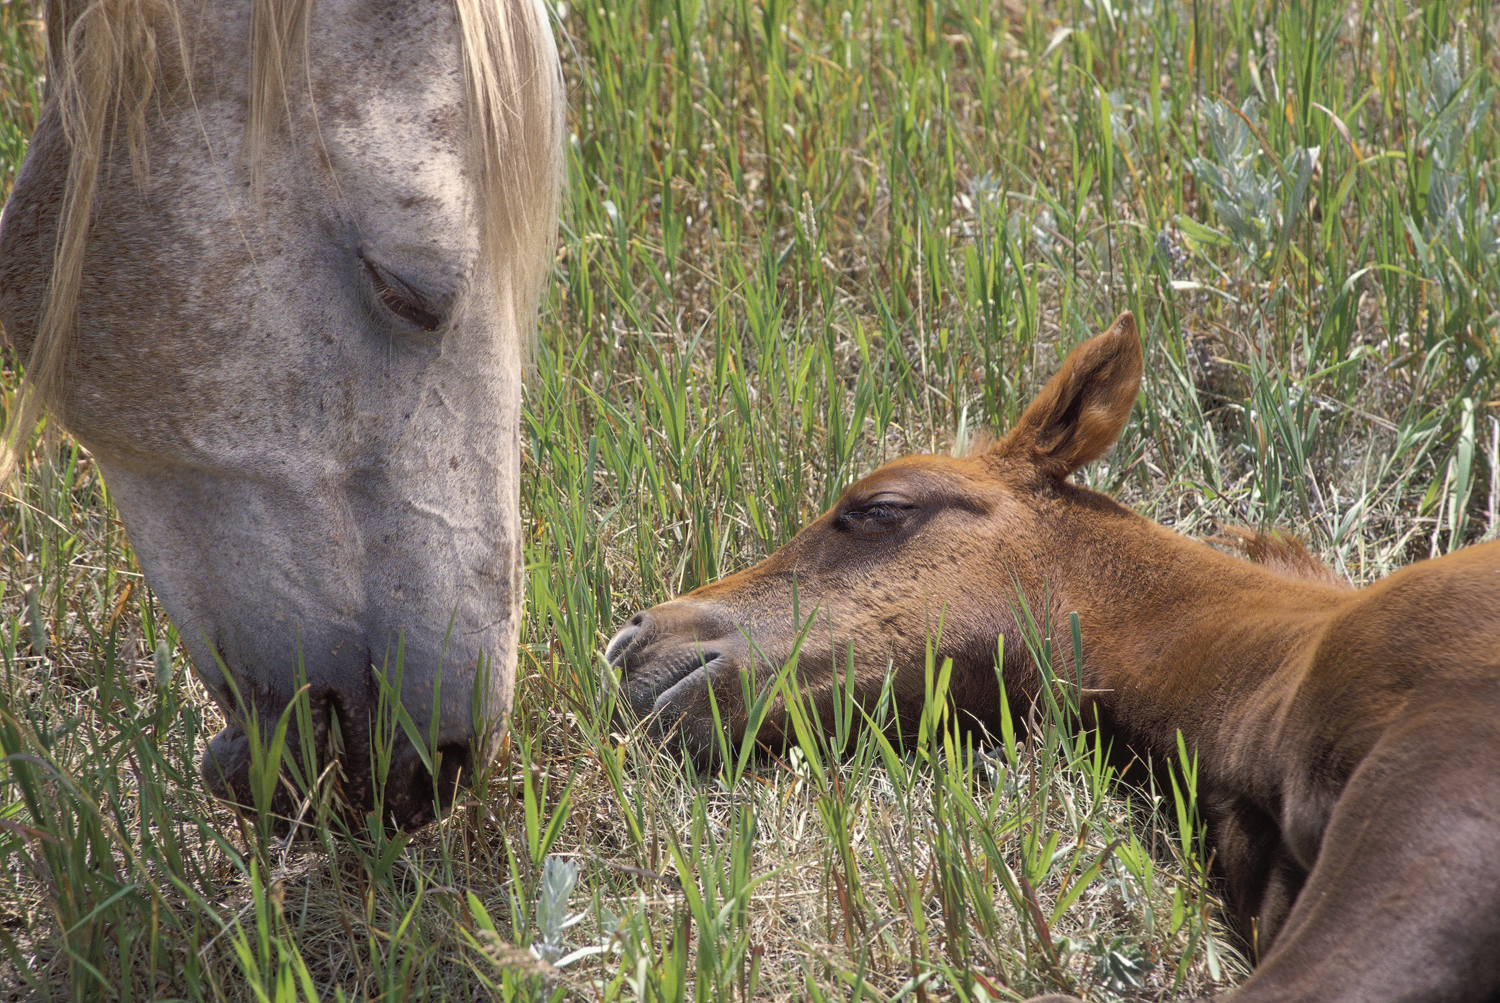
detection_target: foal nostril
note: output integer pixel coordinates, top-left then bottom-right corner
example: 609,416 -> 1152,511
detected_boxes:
606,615 -> 647,666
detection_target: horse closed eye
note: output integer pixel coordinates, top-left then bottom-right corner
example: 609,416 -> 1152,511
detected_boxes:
361,257 -> 445,331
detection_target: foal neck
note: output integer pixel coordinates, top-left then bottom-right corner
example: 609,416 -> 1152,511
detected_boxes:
1039,484 -> 1350,759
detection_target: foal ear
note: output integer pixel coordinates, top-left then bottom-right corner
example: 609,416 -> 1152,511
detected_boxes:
996,312 -> 1143,478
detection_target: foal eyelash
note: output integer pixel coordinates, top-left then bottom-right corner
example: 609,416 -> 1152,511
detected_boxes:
837,500 -> 914,530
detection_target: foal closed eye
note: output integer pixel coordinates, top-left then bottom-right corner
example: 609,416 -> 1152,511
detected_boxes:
837,499 -> 917,531
361,256 -> 445,332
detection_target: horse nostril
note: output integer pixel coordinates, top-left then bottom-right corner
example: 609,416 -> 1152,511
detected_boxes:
631,612 -> 645,626
434,742 -> 471,804
319,692 -> 342,759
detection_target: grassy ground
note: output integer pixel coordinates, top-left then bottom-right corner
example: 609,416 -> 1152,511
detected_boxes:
3,0 -> 1499,999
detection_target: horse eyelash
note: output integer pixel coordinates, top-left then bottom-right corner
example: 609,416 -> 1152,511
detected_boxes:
361,257 -> 445,332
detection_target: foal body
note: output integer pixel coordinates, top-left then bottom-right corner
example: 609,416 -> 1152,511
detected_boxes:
1047,497 -> 1500,1001
608,313 -> 1500,1001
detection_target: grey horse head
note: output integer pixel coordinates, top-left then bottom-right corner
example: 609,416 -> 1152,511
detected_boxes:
0,0 -> 563,827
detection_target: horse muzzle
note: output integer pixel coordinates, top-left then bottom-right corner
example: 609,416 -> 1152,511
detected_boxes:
193,625 -> 505,830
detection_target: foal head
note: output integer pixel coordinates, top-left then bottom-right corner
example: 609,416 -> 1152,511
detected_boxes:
607,313 -> 1143,764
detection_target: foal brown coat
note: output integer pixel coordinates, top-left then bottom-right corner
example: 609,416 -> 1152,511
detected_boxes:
607,313 -> 1500,1002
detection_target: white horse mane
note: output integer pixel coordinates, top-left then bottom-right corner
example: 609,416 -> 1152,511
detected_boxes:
1,0 -> 563,480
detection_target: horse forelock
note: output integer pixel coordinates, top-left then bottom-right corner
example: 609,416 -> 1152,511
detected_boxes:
0,0 -> 564,480
244,0 -> 564,343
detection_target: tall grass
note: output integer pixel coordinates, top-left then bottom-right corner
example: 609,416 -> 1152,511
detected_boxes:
2,0 -> 1498,999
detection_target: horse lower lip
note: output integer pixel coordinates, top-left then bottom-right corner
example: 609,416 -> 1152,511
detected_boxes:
208,722 -> 247,750
201,723 -> 252,802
